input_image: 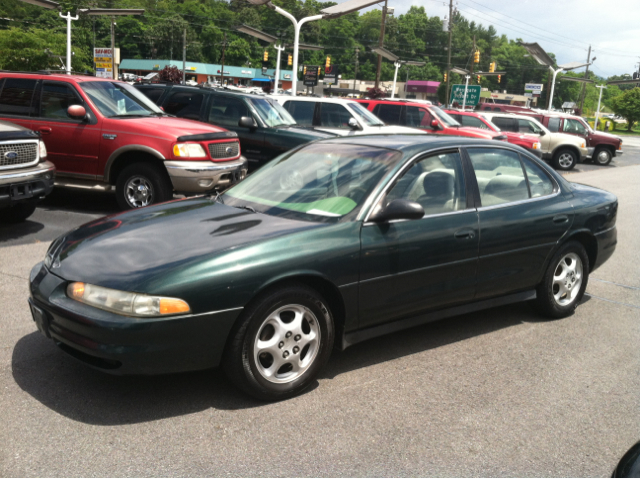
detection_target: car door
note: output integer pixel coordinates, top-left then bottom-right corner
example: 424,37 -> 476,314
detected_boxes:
372,103 -> 403,126
30,80 -> 101,176
358,149 -> 479,328
465,147 -> 573,299
205,94 -> 265,165
282,100 -> 316,127
316,103 -> 356,135
0,77 -> 38,130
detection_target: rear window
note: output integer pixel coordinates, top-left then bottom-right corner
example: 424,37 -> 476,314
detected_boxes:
0,78 -> 37,117
163,90 -> 204,120
283,100 -> 315,126
547,117 -> 561,132
373,104 -> 402,125
140,88 -> 166,104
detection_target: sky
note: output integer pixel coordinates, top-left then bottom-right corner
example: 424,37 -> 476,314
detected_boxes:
369,0 -> 640,78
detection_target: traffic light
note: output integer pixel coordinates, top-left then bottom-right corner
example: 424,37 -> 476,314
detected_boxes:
303,65 -> 307,75
263,51 -> 269,62
288,54 -> 292,66
325,56 -> 331,69
444,72 -> 447,82
489,62 -> 495,73
474,50 -> 480,63
477,75 -> 481,83
498,74 -> 501,83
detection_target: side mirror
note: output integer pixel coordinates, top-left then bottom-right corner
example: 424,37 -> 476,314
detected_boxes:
369,199 -> 424,223
348,117 -> 361,130
538,130 -> 546,136
67,105 -> 87,121
430,119 -> 440,130
238,116 -> 257,129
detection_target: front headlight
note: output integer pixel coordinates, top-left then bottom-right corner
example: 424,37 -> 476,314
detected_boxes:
39,140 -> 47,160
67,282 -> 190,317
173,143 -> 207,158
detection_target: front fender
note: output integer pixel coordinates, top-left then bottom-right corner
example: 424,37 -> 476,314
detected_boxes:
104,145 -> 165,182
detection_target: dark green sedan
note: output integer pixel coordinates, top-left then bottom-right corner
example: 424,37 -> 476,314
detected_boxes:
28,135 -> 617,400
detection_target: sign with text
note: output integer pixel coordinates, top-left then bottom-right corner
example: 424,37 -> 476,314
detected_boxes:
324,65 -> 339,85
94,48 -> 113,79
303,65 -> 320,86
449,84 -> 481,106
524,83 -> 543,92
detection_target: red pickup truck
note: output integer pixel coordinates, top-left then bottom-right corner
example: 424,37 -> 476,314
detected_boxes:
0,72 -> 247,209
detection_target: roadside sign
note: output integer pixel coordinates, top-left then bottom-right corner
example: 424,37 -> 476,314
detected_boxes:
324,65 -> 338,85
524,83 -> 543,92
303,65 -> 320,87
449,84 -> 481,106
94,48 -> 113,79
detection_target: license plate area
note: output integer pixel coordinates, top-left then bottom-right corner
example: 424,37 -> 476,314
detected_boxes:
11,183 -> 34,201
29,300 -> 51,338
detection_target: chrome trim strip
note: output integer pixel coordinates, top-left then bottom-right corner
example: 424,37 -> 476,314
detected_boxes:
363,207 -> 475,226
56,171 -> 97,180
0,164 -> 55,180
594,225 -> 616,236
165,159 -> 246,173
478,241 -> 556,260
171,306 -> 244,319
0,139 -> 40,171
476,189 -> 561,212
359,256 -> 477,284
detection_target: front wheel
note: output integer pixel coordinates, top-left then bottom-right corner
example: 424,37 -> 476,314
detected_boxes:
553,149 -> 577,171
0,200 -> 38,223
223,284 -> 334,401
535,241 -> 590,318
593,147 -> 613,166
115,163 -> 173,210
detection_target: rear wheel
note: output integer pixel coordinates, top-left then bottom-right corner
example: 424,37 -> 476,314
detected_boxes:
535,241 -> 589,318
115,162 -> 173,210
223,284 -> 334,401
593,147 -> 613,166
553,149 -> 577,171
0,200 -> 38,223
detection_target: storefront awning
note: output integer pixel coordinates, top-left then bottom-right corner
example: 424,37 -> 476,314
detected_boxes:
251,78 -> 271,82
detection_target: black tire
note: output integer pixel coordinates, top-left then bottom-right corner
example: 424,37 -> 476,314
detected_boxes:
552,148 -> 578,171
593,147 -> 613,166
0,200 -> 38,223
223,284 -> 334,401
115,162 -> 173,210
535,241 -> 590,319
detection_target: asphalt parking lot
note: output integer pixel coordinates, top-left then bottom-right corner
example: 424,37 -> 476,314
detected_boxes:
1,140 -> 639,476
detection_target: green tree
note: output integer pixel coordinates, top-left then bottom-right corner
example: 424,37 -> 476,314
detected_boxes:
610,88 -> 640,131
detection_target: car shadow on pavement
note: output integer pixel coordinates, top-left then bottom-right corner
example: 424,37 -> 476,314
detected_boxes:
0,220 -> 44,243
39,188 -> 120,216
12,300 -> 561,426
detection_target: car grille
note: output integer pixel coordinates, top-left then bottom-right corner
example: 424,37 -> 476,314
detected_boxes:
0,141 -> 38,169
208,142 -> 239,160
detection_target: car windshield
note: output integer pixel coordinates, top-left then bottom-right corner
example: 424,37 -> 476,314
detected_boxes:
80,81 -> 164,117
224,143 -> 402,223
348,102 -> 385,126
247,97 -> 296,127
430,106 -> 460,127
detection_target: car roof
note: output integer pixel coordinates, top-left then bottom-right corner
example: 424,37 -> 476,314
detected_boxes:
138,84 -> 268,100
273,96 -> 357,104
0,71 -> 117,83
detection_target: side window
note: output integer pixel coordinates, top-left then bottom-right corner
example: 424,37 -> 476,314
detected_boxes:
163,91 -> 204,119
319,103 -> 354,128
283,100 -> 315,126
547,117 -> 561,132
517,119 -> 539,134
483,106 -> 492,111
374,104 -> 402,125
493,107 -> 501,111
40,82 -> 83,119
359,102 -> 369,108
523,160 -> 554,198
385,151 -> 466,215
0,78 -> 37,117
491,117 -> 517,133
140,88 -> 166,104
207,96 -> 249,127
467,148 -> 529,207
461,115 -> 488,129
563,118 -> 587,135
406,106 -> 432,128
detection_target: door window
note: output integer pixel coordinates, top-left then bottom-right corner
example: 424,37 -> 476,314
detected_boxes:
523,160 -> 554,198
163,90 -> 205,119
207,96 -> 250,127
517,119 -> 543,134
468,148 -> 529,206
461,115 -> 489,129
0,78 -> 37,116
283,100 -> 315,126
547,117 -> 561,132
490,117 -> 518,133
319,103 -> 355,128
40,82 -> 83,119
562,118 -> 588,135
373,104 -> 402,125
140,88 -> 166,104
406,106 -> 431,127
385,151 -> 466,215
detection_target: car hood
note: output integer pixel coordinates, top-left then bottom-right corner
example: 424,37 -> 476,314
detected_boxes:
591,130 -> 622,142
47,198 -> 324,291
102,116 -> 229,141
449,126 -> 496,139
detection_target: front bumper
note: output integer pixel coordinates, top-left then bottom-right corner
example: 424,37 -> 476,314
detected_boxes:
165,156 -> 248,193
0,161 -> 55,207
527,148 -> 543,158
28,262 -> 243,375
586,146 -> 596,159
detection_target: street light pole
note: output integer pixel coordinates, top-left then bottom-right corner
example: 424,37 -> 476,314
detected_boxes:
59,11 -> 79,74
446,0 -> 453,105
547,66 -> 564,111
391,61 -> 401,99
594,84 -> 607,130
273,42 -> 285,93
462,75 -> 470,110
353,48 -> 359,96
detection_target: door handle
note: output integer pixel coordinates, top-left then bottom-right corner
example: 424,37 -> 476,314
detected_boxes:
454,229 -> 475,240
38,127 -> 52,135
553,215 -> 569,224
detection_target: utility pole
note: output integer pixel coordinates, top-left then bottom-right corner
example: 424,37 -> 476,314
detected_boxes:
594,84 -> 607,130
59,11 -> 79,75
182,28 -> 186,85
110,16 -> 115,78
578,45 -> 591,112
374,0 -> 387,89
353,47 -> 359,95
445,0 -> 453,105
219,32 -> 227,86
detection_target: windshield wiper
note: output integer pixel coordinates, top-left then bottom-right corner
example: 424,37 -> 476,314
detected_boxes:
109,113 -> 152,118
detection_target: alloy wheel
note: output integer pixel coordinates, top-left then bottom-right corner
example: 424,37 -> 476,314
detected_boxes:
557,153 -> 575,169
125,176 -> 154,208
595,149 -> 612,165
552,252 -> 583,306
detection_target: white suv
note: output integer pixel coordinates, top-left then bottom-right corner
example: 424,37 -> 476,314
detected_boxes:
271,96 -> 425,137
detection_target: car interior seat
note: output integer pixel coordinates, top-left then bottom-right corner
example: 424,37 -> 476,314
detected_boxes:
417,171 -> 455,215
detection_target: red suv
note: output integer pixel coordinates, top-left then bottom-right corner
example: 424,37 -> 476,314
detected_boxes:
0,72 -> 247,209
356,99 -> 507,141
445,109 -> 542,156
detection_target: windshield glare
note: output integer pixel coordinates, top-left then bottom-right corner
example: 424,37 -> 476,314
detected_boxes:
248,97 -> 296,127
80,81 -> 164,117
224,143 -> 402,222
348,102 -> 385,126
430,106 -> 460,127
